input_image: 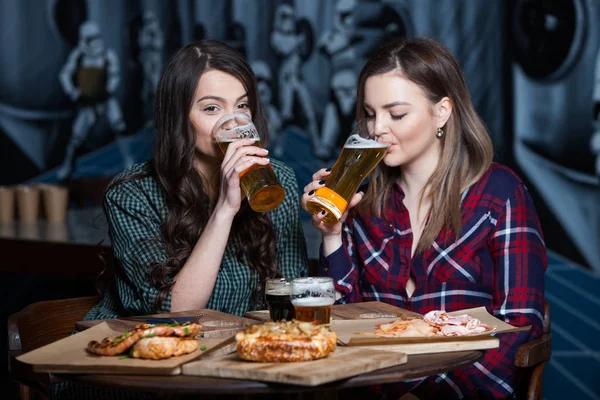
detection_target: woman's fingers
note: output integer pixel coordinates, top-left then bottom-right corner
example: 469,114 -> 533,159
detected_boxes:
348,191 -> 364,209
224,156 -> 270,183
302,179 -> 327,194
222,139 -> 268,172
339,191 -> 364,224
311,210 -> 328,228
222,146 -> 269,177
311,168 -> 332,181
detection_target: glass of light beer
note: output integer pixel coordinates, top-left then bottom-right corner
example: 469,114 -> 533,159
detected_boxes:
306,120 -> 390,223
265,278 -> 295,321
290,277 -> 335,324
213,113 -> 285,212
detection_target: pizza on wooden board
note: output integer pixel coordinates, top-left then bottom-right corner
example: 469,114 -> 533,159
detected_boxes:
371,310 -> 495,338
235,320 -> 337,362
86,322 -> 203,359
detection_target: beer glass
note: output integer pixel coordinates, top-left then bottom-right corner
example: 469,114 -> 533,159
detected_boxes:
306,120 -> 390,223
213,113 -> 285,212
290,277 -> 335,324
265,278 -> 295,321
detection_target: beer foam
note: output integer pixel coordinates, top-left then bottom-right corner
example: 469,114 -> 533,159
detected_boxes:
344,134 -> 389,149
266,289 -> 291,296
291,297 -> 335,307
218,138 -> 260,143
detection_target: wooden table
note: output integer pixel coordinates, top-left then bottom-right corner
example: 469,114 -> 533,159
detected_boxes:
68,350 -> 482,395
58,302 -> 484,396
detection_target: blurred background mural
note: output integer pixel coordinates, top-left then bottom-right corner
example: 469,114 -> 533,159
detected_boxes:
1,0 -> 598,272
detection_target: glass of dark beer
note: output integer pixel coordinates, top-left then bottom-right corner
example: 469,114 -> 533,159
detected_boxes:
265,278 -> 295,321
290,277 -> 335,324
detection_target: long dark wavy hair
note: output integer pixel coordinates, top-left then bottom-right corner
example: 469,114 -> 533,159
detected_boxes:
110,40 -> 279,310
356,37 -> 493,253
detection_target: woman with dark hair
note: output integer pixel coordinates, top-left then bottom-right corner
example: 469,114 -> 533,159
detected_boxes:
85,39 -> 308,320
302,37 -> 546,399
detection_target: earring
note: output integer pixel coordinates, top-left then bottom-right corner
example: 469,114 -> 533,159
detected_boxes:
436,128 -> 444,138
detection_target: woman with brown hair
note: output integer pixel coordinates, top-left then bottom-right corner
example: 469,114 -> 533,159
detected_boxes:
84,39 -> 308,320
302,37 -> 546,399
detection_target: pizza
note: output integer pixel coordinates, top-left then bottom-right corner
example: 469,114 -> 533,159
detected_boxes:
370,310 -> 495,338
423,310 -> 494,336
87,322 -> 202,359
131,336 -> 199,359
373,317 -> 438,338
235,320 -> 337,362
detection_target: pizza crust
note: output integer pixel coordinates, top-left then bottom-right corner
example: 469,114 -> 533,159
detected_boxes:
235,320 -> 337,362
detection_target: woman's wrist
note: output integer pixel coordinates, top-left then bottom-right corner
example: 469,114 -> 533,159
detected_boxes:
211,202 -> 237,225
322,234 -> 343,257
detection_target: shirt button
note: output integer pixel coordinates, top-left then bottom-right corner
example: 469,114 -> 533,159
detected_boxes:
324,267 -> 329,272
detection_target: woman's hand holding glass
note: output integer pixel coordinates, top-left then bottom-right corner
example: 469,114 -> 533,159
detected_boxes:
216,137 -> 271,217
301,170 -> 364,235
301,170 -> 363,256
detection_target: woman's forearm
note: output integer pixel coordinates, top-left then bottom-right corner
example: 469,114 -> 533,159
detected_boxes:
170,208 -> 234,311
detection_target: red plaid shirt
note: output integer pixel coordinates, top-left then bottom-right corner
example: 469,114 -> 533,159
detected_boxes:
318,163 -> 547,399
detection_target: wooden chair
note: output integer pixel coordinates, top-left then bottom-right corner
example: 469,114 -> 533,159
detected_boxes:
514,300 -> 552,400
7,296 -> 101,400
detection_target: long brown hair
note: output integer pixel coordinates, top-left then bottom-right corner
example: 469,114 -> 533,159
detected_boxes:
109,40 -> 279,310
356,37 -> 493,253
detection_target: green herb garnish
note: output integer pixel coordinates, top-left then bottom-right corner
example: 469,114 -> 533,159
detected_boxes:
141,333 -> 156,338
184,327 -> 189,335
200,346 -> 207,351
119,355 -> 129,359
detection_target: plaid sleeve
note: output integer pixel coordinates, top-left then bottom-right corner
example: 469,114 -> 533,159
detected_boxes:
318,215 -> 363,303
104,181 -> 171,315
411,183 -> 547,399
272,161 -> 309,279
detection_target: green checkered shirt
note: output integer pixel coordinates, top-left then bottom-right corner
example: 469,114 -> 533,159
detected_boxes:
84,159 -> 308,320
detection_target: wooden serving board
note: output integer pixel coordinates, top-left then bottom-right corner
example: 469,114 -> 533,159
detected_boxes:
17,322 -> 236,375
76,309 -> 257,339
353,338 -> 499,356
182,347 -> 407,386
325,305 -> 532,355
244,301 -> 420,323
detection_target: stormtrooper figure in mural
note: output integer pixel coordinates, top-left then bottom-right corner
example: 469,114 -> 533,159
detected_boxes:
271,4 -> 320,154
57,20 -> 132,181
252,61 -> 283,158
318,0 -> 360,70
317,0 -> 360,160
592,47 -> 600,177
137,11 -> 164,124
318,69 -> 357,160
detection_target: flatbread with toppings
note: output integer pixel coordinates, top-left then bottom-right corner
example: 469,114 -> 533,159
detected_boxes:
373,317 -> 438,338
368,310 -> 495,338
235,320 -> 337,362
423,310 -> 494,336
86,322 -> 202,359
131,336 -> 199,360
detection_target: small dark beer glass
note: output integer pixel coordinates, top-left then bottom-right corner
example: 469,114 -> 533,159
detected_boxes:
265,278 -> 295,321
